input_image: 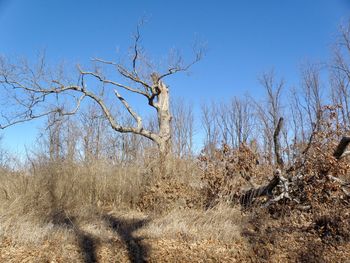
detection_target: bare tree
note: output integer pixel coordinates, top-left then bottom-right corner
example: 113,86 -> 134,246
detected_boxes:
171,98 -> 194,158
228,96 -> 254,147
289,87 -> 307,143
331,21 -> 350,129
215,96 -> 254,148
254,71 -> 284,165
201,102 -> 220,156
79,104 -> 110,162
46,113 -> 64,162
35,112 -> 79,163
289,87 -> 308,162
0,28 -> 203,164
0,134 -> 9,169
300,63 -> 323,131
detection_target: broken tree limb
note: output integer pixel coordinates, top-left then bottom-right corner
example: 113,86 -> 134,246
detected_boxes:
263,174 -> 291,207
326,174 -> 350,186
240,169 -> 281,207
333,136 -> 350,159
327,175 -> 350,198
326,174 -> 350,197
239,135 -> 350,209
273,117 -> 284,168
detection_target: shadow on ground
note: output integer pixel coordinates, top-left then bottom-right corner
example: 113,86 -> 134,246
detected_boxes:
103,214 -> 150,263
50,210 -> 98,263
50,210 -> 150,263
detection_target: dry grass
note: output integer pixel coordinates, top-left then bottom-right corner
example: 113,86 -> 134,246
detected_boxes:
142,204 -> 244,242
0,157 -> 254,262
0,150 -> 349,262
0,159 -> 150,249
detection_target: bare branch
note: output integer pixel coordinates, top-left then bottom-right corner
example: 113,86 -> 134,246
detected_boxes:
0,108 -> 58,129
117,65 -> 152,90
90,59 -> 153,92
78,66 -> 150,98
132,25 -> 141,75
73,85 -> 156,141
0,93 -> 85,129
91,58 -> 118,67
113,89 -> 142,130
158,50 -> 203,81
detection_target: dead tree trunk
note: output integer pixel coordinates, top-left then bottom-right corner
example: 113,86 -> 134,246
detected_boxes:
151,76 -> 172,176
240,117 -> 285,207
273,117 -> 284,168
155,78 -> 172,161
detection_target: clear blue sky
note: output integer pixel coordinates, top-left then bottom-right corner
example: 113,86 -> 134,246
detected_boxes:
0,0 -> 349,154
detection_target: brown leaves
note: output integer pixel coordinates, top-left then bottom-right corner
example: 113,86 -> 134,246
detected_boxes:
199,143 -> 270,208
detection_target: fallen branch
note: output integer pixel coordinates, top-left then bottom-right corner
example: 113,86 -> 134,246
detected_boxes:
326,174 -> 350,197
240,136 -> 350,208
326,174 -> 350,186
263,174 -> 291,207
240,169 -> 281,207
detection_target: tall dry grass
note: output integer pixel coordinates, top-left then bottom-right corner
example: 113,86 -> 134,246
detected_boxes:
0,158 -> 152,243
0,155 -> 206,242
0,154 -> 252,263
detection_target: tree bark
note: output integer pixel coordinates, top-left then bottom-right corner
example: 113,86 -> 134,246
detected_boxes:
273,117 -> 284,168
154,79 -> 172,176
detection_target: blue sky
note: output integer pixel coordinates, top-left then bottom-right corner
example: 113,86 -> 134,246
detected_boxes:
0,0 -> 349,154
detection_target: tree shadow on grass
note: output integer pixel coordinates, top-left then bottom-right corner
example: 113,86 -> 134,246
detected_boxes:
103,214 -> 150,263
50,210 -> 98,263
49,210 -> 150,263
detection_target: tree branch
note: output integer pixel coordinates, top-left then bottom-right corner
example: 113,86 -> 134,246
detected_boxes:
132,25 -> 141,76
0,93 -> 86,129
240,169 -> 282,207
114,89 -> 142,130
158,51 -> 203,81
117,65 -> 152,91
78,66 -> 150,98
